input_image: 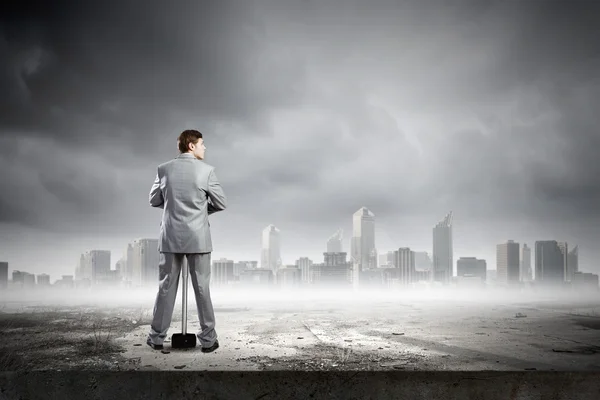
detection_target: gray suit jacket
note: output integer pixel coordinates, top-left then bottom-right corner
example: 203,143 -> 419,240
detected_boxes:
149,153 -> 227,253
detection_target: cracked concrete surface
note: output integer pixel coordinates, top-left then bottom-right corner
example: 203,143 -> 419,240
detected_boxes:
2,290 -> 600,372
116,295 -> 600,371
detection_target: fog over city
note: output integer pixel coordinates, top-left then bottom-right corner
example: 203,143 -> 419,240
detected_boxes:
1,286 -> 599,307
1,0 -> 600,285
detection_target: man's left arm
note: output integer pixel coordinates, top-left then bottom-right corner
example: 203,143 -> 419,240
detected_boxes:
149,170 -> 164,208
206,168 -> 227,214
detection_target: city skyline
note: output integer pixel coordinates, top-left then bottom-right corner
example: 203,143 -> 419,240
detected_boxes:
0,207 -> 593,278
1,208 -> 592,287
1,1 -> 600,277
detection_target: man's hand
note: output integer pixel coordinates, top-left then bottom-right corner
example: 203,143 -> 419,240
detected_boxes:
208,200 -> 217,215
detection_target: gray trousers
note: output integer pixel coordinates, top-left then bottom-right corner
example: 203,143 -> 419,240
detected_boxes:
148,252 -> 217,348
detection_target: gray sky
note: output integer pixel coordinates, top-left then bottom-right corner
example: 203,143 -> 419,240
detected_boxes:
1,0 -> 599,278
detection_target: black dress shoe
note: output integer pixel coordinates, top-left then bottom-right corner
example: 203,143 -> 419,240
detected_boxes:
146,338 -> 164,350
201,340 -> 219,353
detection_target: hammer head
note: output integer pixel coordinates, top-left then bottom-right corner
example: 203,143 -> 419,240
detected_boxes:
171,333 -> 197,349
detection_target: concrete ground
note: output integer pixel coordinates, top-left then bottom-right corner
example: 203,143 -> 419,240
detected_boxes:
2,289 -> 600,372
118,296 -> 600,371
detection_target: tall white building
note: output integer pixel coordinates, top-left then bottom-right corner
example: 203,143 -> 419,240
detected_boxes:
351,207 -> 376,271
497,240 -> 520,285
115,257 -> 126,280
261,225 -> 282,274
295,257 -> 313,284
129,239 -> 159,287
432,211 -> 453,284
122,243 -> 135,284
327,229 -> 344,253
0,261 -> 7,289
558,241 -> 569,282
567,245 -> 579,282
521,244 -> 532,281
393,248 -> 415,285
535,240 -> 567,285
77,250 -> 111,285
212,258 -> 235,286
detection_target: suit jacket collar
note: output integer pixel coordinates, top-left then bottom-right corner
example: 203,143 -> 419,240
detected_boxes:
177,153 -> 195,159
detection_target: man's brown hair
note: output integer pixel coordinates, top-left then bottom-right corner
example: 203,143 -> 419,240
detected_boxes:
177,129 -> 203,153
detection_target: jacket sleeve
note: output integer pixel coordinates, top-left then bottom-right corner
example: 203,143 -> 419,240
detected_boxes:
149,168 -> 164,208
206,168 -> 226,214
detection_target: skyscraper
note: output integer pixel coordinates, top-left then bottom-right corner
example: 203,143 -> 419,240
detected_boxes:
521,244 -> 532,281
261,225 -> 282,274
558,241 -> 569,282
129,239 -> 159,287
351,207 -> 376,271
567,245 -> 579,282
212,258 -> 235,286
327,229 -> 343,253
295,257 -> 313,284
535,240 -> 567,285
115,258 -> 126,280
432,211 -> 453,284
78,250 -> 111,285
393,248 -> 415,285
497,240 -> 520,285
123,243 -> 135,284
0,262 -> 7,289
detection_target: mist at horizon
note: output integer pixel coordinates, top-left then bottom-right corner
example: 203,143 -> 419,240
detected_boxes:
2,285 -> 599,312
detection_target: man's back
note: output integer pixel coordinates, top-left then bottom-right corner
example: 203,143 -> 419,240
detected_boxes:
150,153 -> 227,253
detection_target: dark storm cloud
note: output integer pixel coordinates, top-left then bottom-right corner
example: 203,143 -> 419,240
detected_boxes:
496,0 -> 600,223
394,0 -> 600,225
0,0 -> 310,231
0,0 -> 307,150
528,82 -> 600,218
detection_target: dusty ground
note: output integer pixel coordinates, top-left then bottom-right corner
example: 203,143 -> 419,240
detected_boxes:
1,291 -> 600,372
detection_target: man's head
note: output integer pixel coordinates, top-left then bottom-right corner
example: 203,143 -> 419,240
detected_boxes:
177,129 -> 206,160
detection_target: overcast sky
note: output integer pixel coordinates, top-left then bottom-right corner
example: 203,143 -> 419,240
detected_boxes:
1,0 -> 599,278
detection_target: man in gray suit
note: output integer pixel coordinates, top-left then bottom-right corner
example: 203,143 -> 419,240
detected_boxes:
146,129 -> 227,353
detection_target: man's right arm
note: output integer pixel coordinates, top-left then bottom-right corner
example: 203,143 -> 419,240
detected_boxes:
206,168 -> 227,214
